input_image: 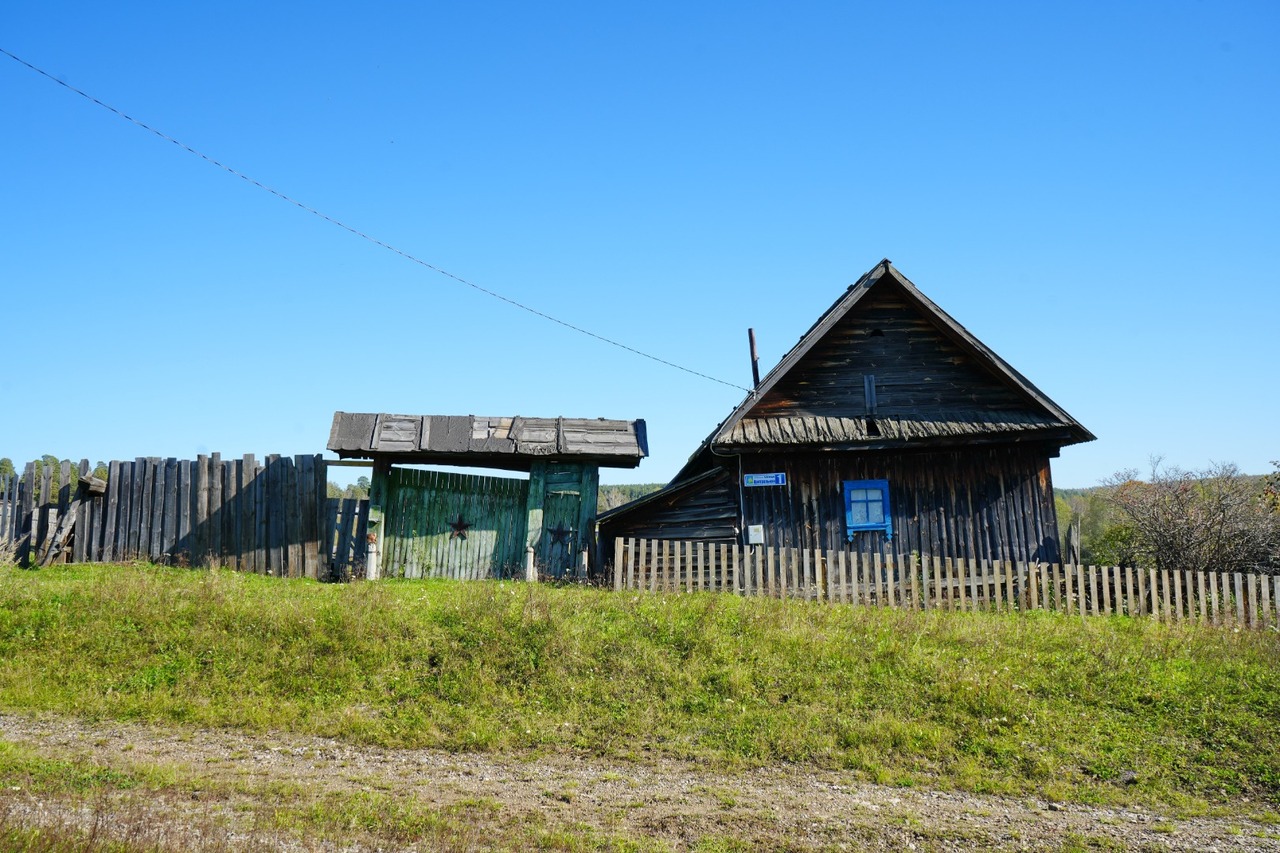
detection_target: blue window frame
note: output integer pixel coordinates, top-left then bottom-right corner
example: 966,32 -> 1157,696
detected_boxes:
843,479 -> 892,541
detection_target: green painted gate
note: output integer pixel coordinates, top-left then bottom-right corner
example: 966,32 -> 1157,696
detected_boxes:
381,468 -> 528,579
372,460 -> 602,582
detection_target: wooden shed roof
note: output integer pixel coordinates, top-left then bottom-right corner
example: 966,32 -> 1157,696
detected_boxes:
327,412 -> 648,470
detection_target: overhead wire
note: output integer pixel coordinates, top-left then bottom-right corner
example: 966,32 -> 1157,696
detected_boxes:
0,46 -> 750,393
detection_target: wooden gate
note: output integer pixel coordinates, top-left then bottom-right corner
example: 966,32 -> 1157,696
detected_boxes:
381,468 -> 529,579
539,488 -> 581,578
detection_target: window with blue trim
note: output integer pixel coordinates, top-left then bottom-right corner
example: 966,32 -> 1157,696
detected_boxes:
843,479 -> 892,541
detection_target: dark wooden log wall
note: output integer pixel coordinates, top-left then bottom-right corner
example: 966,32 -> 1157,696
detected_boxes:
600,471 -> 739,543
737,445 -> 1061,565
597,471 -> 740,568
601,444 -> 1061,568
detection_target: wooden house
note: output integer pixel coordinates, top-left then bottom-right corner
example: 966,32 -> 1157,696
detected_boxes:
598,260 -> 1093,568
327,412 -> 646,579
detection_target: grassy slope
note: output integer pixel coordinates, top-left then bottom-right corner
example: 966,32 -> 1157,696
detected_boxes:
0,564 -> 1276,814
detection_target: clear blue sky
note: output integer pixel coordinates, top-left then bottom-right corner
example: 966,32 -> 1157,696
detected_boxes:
2,2 -> 1276,488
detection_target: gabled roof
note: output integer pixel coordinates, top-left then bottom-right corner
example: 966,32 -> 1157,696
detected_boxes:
662,260 -> 1093,484
710,259 -> 1094,449
328,412 -> 648,471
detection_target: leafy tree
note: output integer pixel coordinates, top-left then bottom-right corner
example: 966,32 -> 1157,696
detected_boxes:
326,478 -> 371,500
1103,459 -> 1280,574
30,455 -> 73,497
0,458 -> 14,480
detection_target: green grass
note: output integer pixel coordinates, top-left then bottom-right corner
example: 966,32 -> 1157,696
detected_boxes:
0,563 -> 1277,812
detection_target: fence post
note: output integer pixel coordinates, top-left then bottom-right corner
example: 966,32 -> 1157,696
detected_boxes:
612,537 -> 623,590
1234,573 -> 1245,625
525,545 -> 537,582
1247,573 -> 1259,628
1261,572 -> 1271,628
909,553 -> 919,610
1274,577 -> 1280,631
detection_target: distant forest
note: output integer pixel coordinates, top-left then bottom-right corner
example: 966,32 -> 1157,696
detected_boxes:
598,483 -> 665,511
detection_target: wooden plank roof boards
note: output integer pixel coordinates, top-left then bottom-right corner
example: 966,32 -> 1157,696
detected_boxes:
327,413 -> 648,471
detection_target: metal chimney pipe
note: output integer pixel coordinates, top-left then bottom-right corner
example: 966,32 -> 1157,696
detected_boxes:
748,328 -> 761,389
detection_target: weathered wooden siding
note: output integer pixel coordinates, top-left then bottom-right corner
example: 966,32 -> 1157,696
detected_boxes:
753,282 -> 1033,422
597,470 -> 740,567
382,468 -> 529,579
738,445 -> 1060,565
603,444 -> 1061,568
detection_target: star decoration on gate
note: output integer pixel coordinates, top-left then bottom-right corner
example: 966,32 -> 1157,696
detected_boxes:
448,514 -> 472,539
546,523 -> 575,546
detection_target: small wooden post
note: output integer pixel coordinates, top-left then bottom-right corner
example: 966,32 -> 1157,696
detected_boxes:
1274,576 -> 1280,631
1172,569 -> 1184,621
1159,569 -> 1171,621
1234,572 -> 1246,625
1247,572 -> 1259,629
1058,562 -> 1069,613
1261,572 -> 1271,627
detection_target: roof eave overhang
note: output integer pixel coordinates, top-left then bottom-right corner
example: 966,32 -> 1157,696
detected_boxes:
330,449 -> 644,471
713,427 -> 1093,456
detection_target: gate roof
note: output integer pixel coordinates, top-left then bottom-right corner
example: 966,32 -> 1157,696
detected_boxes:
327,412 -> 647,471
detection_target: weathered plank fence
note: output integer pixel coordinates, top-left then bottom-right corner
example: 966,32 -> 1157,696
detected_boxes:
326,497 -> 370,581
1,454 -> 335,578
611,536 -> 1280,629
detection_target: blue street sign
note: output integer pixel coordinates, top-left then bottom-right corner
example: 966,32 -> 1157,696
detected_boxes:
743,473 -> 786,487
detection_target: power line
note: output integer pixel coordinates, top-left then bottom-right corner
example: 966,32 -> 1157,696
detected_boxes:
0,47 -> 749,393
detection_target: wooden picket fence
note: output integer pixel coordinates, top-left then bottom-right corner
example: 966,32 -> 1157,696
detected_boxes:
611,537 -> 1280,628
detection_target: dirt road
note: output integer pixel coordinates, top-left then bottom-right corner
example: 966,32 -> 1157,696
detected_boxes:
1,713 -> 1275,851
